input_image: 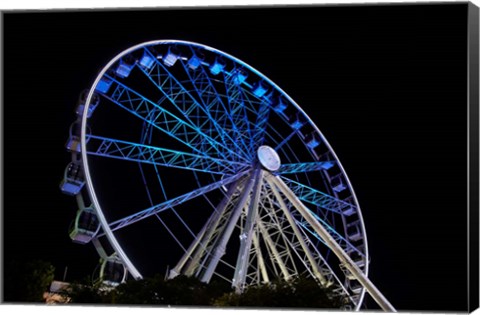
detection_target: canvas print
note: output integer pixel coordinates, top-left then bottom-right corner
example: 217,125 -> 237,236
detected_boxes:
2,2 -> 479,313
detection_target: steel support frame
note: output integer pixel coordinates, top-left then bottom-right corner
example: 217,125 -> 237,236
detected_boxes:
200,168 -> 260,283
88,135 -> 248,175
97,170 -> 250,236
268,174 -> 396,312
232,169 -> 264,292
168,178 -> 245,278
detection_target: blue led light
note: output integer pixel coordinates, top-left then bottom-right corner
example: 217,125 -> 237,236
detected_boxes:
139,53 -> 155,69
232,68 -> 248,84
252,81 -> 268,97
163,47 -> 180,67
116,60 -> 134,78
209,57 -> 225,75
187,54 -> 204,70
96,77 -> 113,93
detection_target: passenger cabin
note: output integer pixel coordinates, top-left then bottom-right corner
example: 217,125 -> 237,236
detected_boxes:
209,56 -> 226,75
59,162 -> 85,196
187,51 -> 205,70
346,220 -> 363,242
139,50 -> 155,69
65,121 -> 82,152
330,175 -> 347,193
101,258 -> 127,286
252,81 -> 268,98
289,114 -> 304,130
232,68 -> 248,85
69,207 -> 99,244
75,90 -> 100,118
163,46 -> 180,67
349,279 -> 363,294
96,77 -> 113,94
115,58 -> 135,78
305,133 -> 321,150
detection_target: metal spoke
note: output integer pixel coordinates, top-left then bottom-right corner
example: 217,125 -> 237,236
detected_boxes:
177,54 -> 253,158
256,217 -> 291,281
137,49 -> 250,162
96,170 -> 250,236
268,174 -> 396,312
252,232 -> 269,283
222,66 -> 256,154
266,176 -> 329,286
101,74 -> 248,163
170,179 -> 244,278
232,169 -> 264,292
200,169 -> 259,283
280,176 -> 357,216
87,135 -> 248,175
276,161 -> 336,174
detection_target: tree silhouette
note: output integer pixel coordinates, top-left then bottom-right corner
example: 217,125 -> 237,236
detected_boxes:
4,259 -> 55,303
65,274 -> 346,309
213,276 -> 346,309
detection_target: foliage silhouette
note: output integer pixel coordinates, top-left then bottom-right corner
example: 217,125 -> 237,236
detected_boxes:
4,259 -> 55,303
65,274 -> 346,309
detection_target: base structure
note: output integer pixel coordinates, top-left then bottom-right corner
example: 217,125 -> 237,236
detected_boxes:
266,174 -> 396,312
167,145 -> 396,311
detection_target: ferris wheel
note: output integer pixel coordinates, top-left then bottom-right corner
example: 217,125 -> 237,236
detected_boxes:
60,40 -> 395,311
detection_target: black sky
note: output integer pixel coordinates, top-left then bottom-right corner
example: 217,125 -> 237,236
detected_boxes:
2,3 -> 471,311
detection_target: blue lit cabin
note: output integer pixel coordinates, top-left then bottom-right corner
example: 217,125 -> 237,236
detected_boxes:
76,90 -> 100,118
306,134 -> 320,150
69,207 -> 99,244
65,121 -> 81,152
252,81 -> 268,98
59,162 -> 85,196
342,205 -> 356,216
319,160 -> 334,170
95,77 -> 113,94
289,114 -> 304,130
100,258 -> 127,286
341,196 -> 356,216
115,59 -> 135,78
232,68 -> 248,84
273,97 -> 288,113
187,51 -> 205,70
163,46 -> 180,67
65,135 -> 80,152
209,56 -> 226,75
139,50 -> 155,69
330,174 -> 347,193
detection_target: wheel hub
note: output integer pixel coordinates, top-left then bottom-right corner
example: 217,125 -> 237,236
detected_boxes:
257,145 -> 281,171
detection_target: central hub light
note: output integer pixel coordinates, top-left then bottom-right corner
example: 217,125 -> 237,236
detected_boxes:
257,145 -> 281,171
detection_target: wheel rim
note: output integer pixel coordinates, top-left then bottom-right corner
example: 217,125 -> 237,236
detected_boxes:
74,40 -> 369,309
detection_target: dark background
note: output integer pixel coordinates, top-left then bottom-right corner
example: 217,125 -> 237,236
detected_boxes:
2,3 -> 470,311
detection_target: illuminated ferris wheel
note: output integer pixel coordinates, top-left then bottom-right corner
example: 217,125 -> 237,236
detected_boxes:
60,40 -> 394,311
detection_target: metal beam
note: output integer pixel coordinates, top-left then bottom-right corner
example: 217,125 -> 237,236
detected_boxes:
256,218 -> 291,281
169,179 -> 244,278
96,170 -> 249,237
88,135 -> 248,175
269,174 -> 396,312
276,161 -> 336,174
138,49 -> 249,162
280,176 -> 357,215
266,176 -> 329,286
200,169 -> 259,283
232,169 -> 264,292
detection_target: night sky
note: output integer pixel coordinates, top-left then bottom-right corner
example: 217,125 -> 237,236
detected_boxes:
3,3 -> 472,312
